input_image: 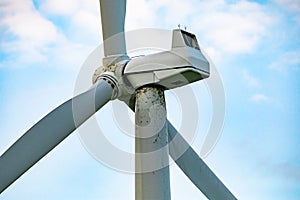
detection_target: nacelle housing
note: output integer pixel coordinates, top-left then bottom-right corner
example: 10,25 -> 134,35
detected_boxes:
123,29 -> 210,90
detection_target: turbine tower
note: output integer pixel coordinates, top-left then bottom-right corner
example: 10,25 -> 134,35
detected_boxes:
0,0 -> 236,199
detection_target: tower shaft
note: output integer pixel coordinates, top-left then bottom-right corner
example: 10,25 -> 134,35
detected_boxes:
135,86 -> 171,200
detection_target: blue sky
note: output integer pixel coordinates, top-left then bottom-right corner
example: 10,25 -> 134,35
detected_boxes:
0,0 -> 299,199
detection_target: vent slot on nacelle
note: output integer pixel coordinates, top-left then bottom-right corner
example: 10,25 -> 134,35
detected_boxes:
181,31 -> 200,50
172,29 -> 200,50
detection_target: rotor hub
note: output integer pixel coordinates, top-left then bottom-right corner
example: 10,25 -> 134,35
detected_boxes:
92,58 -> 135,102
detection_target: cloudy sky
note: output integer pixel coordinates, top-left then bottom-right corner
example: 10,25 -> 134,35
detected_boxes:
0,0 -> 299,199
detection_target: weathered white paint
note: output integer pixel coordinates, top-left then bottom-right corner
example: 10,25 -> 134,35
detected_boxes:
135,86 -> 171,200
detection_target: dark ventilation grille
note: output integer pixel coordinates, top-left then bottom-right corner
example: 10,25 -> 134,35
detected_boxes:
181,30 -> 200,50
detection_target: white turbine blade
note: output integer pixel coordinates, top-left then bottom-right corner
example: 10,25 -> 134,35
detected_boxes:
0,80 -> 114,194
99,0 -> 127,57
167,121 -> 237,200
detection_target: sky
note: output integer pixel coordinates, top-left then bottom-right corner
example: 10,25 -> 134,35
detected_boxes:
0,0 -> 300,199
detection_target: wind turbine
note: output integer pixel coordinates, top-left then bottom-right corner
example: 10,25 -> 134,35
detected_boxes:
0,0 -> 236,199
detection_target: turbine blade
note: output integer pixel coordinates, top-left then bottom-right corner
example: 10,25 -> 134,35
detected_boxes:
99,0 -> 127,58
0,80 -> 114,194
167,121 -> 237,200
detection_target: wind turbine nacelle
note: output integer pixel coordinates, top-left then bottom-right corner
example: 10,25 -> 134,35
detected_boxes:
123,29 -> 210,90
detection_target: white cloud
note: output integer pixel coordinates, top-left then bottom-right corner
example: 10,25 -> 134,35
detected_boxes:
0,0 -> 59,45
250,93 -> 269,103
38,0 -> 101,42
0,0 -> 61,65
39,0 -> 80,16
275,0 -> 300,13
70,10 -> 101,42
269,49 -> 300,72
0,0 -> 278,70
125,0 -> 159,29
125,0 -> 275,55
0,0 -> 99,69
38,0 -> 100,16
275,0 -> 300,25
192,0 -> 274,54
242,69 -> 261,88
